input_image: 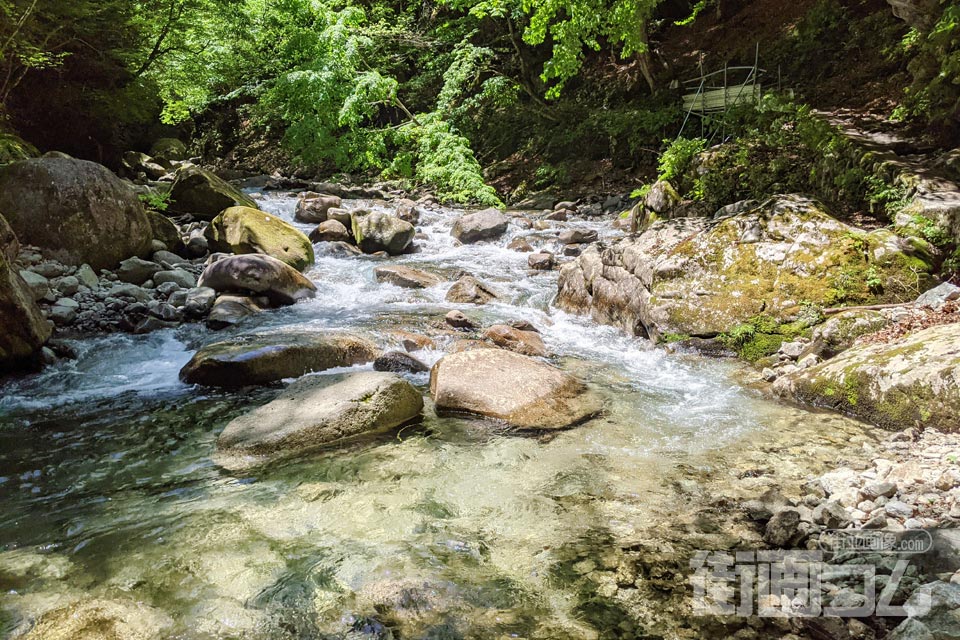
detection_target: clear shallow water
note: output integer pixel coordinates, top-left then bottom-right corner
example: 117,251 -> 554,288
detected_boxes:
0,194 -> 871,639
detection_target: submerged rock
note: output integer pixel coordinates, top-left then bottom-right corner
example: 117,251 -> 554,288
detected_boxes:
0,158 -> 154,269
180,332 -> 378,387
451,208 -> 508,243
167,164 -> 256,219
351,211 -> 415,255
206,294 -> 264,329
216,372 -> 423,466
430,349 -> 602,428
374,265 -> 442,289
198,254 -> 316,306
21,598 -> 173,640
775,323 -> 960,432
557,195 -> 938,341
205,206 -> 314,271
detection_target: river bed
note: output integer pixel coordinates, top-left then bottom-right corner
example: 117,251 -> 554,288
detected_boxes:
0,194 -> 875,639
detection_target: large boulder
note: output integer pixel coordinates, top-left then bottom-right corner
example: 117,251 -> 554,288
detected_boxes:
429,349 -> 602,429
774,322 -> 960,432
205,206 -> 314,271
351,211 -> 415,255
167,164 -> 256,219
198,254 -> 316,306
0,213 -> 18,262
0,215 -> 51,371
295,193 -> 341,223
309,219 -> 351,243
0,158 -> 154,269
145,210 -> 184,253
557,195 -> 938,340
180,332 -> 379,387
216,372 -> 424,466
149,137 -> 188,161
374,265 -> 442,289
451,208 -> 508,243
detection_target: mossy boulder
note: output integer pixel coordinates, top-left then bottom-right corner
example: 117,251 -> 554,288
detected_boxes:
168,164 -> 256,220
351,211 -> 415,255
0,158 -> 154,269
774,323 -> 960,431
180,331 -> 379,387
149,137 -> 188,161
145,210 -> 184,253
0,132 -> 39,165
205,206 -> 314,271
0,214 -> 51,372
557,195 -> 937,341
810,309 -> 890,358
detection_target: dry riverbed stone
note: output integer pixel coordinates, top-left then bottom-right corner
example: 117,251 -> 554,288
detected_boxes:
430,349 -> 602,428
216,371 -> 424,468
180,332 -> 379,387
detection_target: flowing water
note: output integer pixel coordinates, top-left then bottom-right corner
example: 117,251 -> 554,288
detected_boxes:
0,194 -> 875,639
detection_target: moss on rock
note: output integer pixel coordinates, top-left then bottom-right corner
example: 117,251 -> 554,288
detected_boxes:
774,323 -> 960,431
205,206 -> 314,271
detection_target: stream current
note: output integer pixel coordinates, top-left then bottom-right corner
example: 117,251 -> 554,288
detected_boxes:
0,193 -> 873,638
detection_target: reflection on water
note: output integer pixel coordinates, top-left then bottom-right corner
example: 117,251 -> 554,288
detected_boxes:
0,193 -> 871,638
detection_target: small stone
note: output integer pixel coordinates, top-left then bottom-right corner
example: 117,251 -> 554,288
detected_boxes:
764,508 -> 802,546
156,281 -> 181,296
885,500 -> 914,519
528,252 -> 555,270
936,469 -> 960,491
55,275 -> 80,296
903,518 -> 924,529
798,353 -> 821,369
862,481 -> 898,500
117,257 -> 162,285
75,264 -> 98,288
779,340 -> 806,359
507,237 -> 534,252
761,367 -> 777,382
31,262 -> 66,278
154,269 -> 197,288
48,305 -> 77,325
862,514 -> 888,529
558,229 -> 597,244
373,351 -> 429,374
813,500 -> 850,528
18,270 -> 50,301
445,310 -> 476,330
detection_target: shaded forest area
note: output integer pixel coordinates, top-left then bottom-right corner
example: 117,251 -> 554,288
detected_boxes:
1,0 -> 957,202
